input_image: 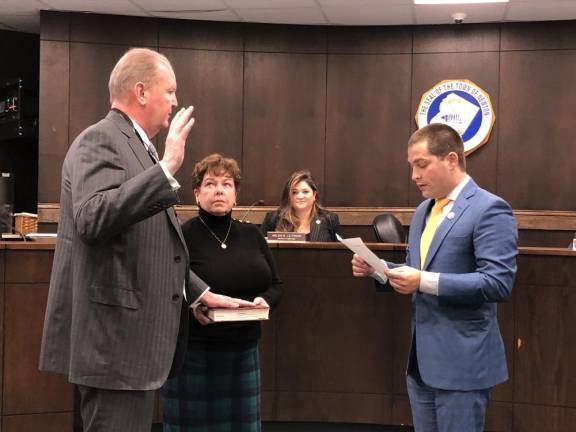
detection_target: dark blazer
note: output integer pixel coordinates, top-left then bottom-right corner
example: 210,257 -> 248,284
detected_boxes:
39,110 -> 205,391
260,210 -> 341,242
378,178 -> 518,391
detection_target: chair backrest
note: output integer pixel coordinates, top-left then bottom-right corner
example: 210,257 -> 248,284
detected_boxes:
372,213 -> 405,243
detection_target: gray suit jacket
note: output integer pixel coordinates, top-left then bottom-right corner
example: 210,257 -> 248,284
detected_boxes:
39,110 -> 204,391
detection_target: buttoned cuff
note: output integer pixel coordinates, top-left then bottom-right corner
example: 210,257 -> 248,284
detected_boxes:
159,161 -> 181,191
419,271 -> 439,295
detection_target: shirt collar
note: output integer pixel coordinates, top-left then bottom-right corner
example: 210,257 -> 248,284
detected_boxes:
131,119 -> 152,145
445,174 -> 471,202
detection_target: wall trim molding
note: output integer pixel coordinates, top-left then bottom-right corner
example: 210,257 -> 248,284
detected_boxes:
37,203 -> 576,231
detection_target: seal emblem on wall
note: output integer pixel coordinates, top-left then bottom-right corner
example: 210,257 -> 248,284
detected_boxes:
416,79 -> 495,154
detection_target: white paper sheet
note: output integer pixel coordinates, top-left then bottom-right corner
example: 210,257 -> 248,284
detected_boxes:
337,234 -> 389,276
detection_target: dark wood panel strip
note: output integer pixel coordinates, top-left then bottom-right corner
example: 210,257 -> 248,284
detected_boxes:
3,236 -> 576,257
37,203 -> 576,231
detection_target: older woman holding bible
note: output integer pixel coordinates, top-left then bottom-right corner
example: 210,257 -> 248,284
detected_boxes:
162,153 -> 282,432
260,169 -> 341,242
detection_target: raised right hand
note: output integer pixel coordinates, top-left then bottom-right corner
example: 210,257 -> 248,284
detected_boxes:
161,106 -> 195,175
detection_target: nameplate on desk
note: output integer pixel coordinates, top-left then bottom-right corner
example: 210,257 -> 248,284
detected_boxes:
267,232 -> 306,241
1,233 -> 25,241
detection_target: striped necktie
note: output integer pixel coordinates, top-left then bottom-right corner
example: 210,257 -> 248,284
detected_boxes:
420,198 -> 450,269
135,129 -> 159,163
144,140 -> 159,163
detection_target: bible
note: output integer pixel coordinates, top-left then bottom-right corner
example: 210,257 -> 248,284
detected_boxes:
208,307 -> 270,322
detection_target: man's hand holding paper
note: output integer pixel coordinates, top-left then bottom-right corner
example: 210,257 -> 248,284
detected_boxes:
386,266 -> 421,294
337,234 -> 389,282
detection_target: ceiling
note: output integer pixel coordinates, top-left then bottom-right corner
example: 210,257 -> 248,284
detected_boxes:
1,0 -> 576,34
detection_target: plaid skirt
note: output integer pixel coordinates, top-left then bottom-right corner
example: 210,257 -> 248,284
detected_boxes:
162,340 -> 261,432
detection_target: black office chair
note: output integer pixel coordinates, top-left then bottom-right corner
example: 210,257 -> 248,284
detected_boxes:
372,213 -> 405,243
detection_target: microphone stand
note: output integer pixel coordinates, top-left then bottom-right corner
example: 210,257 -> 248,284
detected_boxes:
239,200 -> 264,223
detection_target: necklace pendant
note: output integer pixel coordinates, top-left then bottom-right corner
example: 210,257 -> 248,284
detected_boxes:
221,243 -> 227,249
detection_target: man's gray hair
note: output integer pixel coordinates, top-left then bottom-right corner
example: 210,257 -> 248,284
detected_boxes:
108,48 -> 172,104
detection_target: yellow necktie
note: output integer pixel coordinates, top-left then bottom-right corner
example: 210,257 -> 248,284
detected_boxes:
420,198 -> 450,269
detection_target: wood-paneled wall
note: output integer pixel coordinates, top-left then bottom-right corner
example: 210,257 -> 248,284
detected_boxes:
4,241 -> 576,431
0,243 -> 73,431
38,12 -> 576,212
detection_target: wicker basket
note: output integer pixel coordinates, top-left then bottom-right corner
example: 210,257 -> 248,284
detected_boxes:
14,212 -> 38,235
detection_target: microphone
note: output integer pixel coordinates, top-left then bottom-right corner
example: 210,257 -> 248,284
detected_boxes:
239,200 -> 264,223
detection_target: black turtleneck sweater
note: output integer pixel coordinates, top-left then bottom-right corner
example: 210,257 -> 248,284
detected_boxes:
183,208 -> 283,344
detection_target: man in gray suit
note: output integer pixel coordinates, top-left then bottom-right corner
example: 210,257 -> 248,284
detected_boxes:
39,48 -> 250,431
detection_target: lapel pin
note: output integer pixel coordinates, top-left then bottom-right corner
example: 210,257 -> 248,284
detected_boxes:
447,212 -> 455,220
315,219 -> 321,224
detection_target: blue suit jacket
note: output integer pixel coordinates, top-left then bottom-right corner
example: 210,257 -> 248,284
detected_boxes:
380,179 -> 518,391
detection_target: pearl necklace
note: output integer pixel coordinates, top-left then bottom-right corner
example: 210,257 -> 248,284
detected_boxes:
198,216 -> 232,249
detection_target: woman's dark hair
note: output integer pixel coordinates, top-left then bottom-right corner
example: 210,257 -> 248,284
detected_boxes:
275,170 -> 327,232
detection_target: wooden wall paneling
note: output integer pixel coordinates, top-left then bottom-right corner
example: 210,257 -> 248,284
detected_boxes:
413,24 -> 500,53
501,21 -> 576,51
274,249 -> 393,396
410,51 -> 501,206
244,24 -> 326,53
498,50 -> 576,211
275,391 -> 392,424
513,404 -> 576,432
514,253 -> 576,288
3,283 -> 73,415
38,40 -> 69,203
159,19 -> 243,51
327,26 -> 412,54
325,53 -> 412,206
242,52 -> 327,206
67,43 -> 131,142
391,394 -> 412,426
486,402 -> 512,432
40,11 -> 70,42
158,49 -> 244,203
514,279 -> 576,407
2,412 -> 73,432
261,247 -> 280,421
389,284 -> 412,397
275,274 -> 393,395
491,295 -> 514,403
68,12 -> 158,47
261,390 -> 276,422
519,230 -> 575,248
4,250 -> 53,284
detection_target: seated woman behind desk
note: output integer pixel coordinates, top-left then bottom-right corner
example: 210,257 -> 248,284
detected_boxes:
261,170 -> 341,242
162,153 -> 282,432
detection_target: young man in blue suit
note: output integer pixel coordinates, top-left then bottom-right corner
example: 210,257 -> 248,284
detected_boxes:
352,123 -> 518,432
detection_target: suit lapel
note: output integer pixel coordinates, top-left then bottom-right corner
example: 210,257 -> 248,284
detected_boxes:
107,110 -> 153,170
309,216 -> 322,241
421,179 -> 478,270
107,110 -> 187,248
411,200 -> 433,270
